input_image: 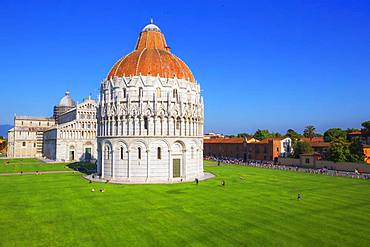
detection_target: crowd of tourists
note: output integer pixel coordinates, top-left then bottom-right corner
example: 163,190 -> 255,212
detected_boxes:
204,156 -> 370,180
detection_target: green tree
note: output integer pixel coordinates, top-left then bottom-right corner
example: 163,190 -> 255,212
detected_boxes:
292,141 -> 313,158
323,128 -> 346,142
348,139 -> 365,162
303,125 -> 316,140
328,137 -> 351,162
237,133 -> 251,138
253,129 -> 272,140
285,129 -> 301,142
361,120 -> 370,135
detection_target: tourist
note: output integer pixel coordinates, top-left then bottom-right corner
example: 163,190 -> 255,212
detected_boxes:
195,178 -> 199,185
297,193 -> 301,200
221,180 -> 225,187
91,188 -> 95,192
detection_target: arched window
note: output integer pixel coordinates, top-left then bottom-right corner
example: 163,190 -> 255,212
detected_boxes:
120,146 -> 124,160
173,89 -> 177,99
176,117 -> 180,130
138,147 -> 142,159
144,117 -> 148,130
156,87 -> 161,97
105,146 -> 110,160
139,87 -> 143,97
157,147 -> 161,159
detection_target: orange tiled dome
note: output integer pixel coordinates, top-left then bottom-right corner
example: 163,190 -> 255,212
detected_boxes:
107,21 -> 195,83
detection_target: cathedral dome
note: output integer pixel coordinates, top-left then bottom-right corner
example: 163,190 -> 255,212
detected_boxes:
107,21 -> 195,83
58,91 -> 76,107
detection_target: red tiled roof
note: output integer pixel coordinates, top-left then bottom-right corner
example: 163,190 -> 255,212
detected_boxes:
301,137 -> 324,142
310,142 -> 331,148
348,131 -> 362,135
204,137 -> 246,144
107,23 -> 195,83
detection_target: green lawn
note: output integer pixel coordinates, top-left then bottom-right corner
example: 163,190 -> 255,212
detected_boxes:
0,160 -> 370,246
0,158 -> 72,173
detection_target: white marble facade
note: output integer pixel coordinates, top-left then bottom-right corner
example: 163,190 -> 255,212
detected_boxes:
97,75 -> 204,182
43,97 -> 97,162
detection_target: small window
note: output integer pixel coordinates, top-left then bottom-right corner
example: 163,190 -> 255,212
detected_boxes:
305,158 -> 310,164
21,121 -> 23,125
22,142 -> 26,147
34,143 -> 36,148
39,122 -> 41,126
157,147 -> 161,159
176,118 -> 180,130
139,87 -> 143,97
277,147 -> 279,152
144,117 -> 148,130
105,146 -> 110,160
123,88 -> 126,98
173,89 -> 177,99
138,147 -> 142,159
156,87 -> 161,98
120,147 -> 124,160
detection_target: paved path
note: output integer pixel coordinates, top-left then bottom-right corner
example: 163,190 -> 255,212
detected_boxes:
0,170 -> 77,176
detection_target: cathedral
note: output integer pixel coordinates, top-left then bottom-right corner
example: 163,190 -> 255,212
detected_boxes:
97,21 -> 204,182
7,91 -> 97,162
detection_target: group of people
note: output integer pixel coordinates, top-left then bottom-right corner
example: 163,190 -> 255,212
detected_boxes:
205,156 -> 370,180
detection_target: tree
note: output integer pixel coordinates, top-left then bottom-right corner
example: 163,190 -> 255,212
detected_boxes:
285,129 -> 301,142
292,141 -> 313,158
303,125 -> 316,140
271,132 -> 282,138
361,120 -> 370,135
348,138 -> 365,162
237,133 -> 251,138
328,137 -> 351,162
253,129 -> 273,140
323,128 -> 346,142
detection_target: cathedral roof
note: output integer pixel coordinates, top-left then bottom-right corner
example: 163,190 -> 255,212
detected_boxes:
58,91 -> 76,107
107,20 -> 195,83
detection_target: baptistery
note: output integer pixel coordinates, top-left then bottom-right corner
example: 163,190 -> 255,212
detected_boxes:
97,21 -> 204,182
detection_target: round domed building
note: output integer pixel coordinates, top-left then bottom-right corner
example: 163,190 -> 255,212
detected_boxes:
96,21 -> 204,182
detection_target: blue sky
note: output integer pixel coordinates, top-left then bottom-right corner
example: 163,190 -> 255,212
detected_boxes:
1,0 -> 369,134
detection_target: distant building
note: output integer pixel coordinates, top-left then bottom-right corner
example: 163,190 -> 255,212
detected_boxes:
7,91 -> 97,162
364,145 -> 370,164
7,116 -> 55,158
301,137 -> 324,143
204,133 -> 225,139
204,137 -> 292,161
43,96 -> 97,162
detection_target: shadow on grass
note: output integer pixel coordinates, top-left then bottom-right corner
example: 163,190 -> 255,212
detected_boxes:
67,161 -> 97,175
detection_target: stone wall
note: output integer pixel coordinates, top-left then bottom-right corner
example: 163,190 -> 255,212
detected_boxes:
278,157 -> 370,173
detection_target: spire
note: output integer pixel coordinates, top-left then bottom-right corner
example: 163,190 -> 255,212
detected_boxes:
150,18 -> 154,24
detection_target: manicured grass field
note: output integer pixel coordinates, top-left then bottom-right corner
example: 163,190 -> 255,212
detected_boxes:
0,160 -> 370,246
0,158 -> 72,173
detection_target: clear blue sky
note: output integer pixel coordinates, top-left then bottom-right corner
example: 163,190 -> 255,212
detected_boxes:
1,0 -> 369,134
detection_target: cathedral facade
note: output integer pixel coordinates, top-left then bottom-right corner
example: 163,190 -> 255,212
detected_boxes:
43,94 -> 97,162
97,21 -> 204,182
8,91 -> 97,162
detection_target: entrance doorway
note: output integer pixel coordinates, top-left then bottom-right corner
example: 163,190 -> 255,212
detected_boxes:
85,148 -> 92,161
173,159 -> 181,178
69,150 -> 75,161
